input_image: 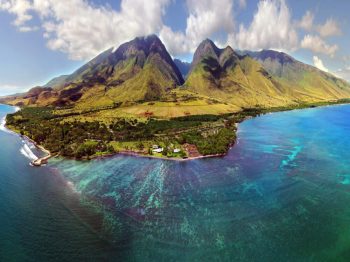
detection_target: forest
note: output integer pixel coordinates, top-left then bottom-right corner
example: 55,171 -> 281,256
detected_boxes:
7,100 -> 345,159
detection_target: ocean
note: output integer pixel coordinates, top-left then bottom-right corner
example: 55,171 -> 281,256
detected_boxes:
2,103 -> 350,261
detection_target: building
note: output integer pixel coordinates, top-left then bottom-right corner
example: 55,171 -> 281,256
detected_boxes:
153,148 -> 163,153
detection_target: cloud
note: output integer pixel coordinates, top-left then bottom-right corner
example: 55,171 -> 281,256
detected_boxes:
0,0 -> 33,31
298,10 -> 314,31
334,67 -> 350,82
1,0 -> 236,59
160,0 -> 235,56
301,34 -> 338,57
0,0 -> 171,60
0,0 -> 345,62
234,0 -> 298,51
298,11 -> 341,38
313,56 -> 329,72
317,18 -> 342,38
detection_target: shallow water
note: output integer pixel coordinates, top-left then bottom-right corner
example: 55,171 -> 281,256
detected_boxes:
2,104 -> 350,261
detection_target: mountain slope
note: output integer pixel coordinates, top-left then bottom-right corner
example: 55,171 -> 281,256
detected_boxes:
247,50 -> 350,100
3,36 -> 350,111
43,75 -> 69,89
185,40 -> 350,107
174,59 -> 191,78
185,40 -> 292,107
7,35 -> 184,107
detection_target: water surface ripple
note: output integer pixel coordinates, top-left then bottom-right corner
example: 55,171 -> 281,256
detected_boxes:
2,104 -> 350,261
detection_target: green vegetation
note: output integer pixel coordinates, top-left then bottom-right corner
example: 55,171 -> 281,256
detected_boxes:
6,106 -> 235,159
8,99 -> 349,161
180,128 -> 236,155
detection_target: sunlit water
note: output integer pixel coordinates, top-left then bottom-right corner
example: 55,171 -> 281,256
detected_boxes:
2,104 -> 350,261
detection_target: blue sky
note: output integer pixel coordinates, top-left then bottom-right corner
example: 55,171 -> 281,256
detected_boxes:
0,0 -> 350,95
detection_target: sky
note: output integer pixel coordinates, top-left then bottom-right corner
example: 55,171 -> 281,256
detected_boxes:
1,0 -> 350,95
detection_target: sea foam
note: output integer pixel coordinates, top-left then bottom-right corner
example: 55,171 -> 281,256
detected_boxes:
0,117 -> 11,134
20,143 -> 38,161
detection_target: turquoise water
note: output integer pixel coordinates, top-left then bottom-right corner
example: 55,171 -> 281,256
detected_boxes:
2,104 -> 350,261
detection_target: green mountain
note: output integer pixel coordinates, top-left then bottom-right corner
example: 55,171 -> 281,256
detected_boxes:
247,50 -> 350,101
3,36 -> 350,111
184,39 -> 289,107
185,40 -> 350,107
6,35 -> 184,107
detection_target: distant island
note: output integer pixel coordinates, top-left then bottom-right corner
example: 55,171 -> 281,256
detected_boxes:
2,35 -> 350,163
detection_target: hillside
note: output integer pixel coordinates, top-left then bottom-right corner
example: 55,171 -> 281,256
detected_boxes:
2,35 -> 350,114
185,40 -> 350,108
174,59 -> 191,78
5,35 -> 184,108
247,50 -> 350,101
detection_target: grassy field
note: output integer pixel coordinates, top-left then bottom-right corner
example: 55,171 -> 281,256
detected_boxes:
98,100 -> 237,118
53,98 -> 239,124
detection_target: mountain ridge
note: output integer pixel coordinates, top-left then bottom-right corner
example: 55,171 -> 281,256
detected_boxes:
184,41 -> 350,107
2,35 -> 350,110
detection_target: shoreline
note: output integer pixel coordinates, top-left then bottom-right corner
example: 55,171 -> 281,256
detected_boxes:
2,118 -> 53,167
63,149 -> 228,162
3,101 -> 350,166
19,134 -> 53,167
113,150 -> 227,162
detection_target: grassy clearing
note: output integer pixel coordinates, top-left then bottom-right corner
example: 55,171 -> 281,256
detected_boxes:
52,98 -> 239,124
84,100 -> 238,120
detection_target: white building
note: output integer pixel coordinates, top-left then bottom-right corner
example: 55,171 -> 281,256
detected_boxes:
153,148 -> 163,153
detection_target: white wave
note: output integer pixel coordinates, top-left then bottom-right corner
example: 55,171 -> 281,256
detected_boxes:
20,143 -> 38,161
0,106 -> 21,133
0,117 -> 11,134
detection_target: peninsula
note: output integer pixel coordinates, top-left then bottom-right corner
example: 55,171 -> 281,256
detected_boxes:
2,35 -> 350,163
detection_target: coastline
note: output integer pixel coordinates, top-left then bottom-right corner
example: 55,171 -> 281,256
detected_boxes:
24,135 -> 53,167
113,150 -> 227,162
2,114 -> 53,167
3,101 -> 350,166
4,116 -> 226,164
64,149 -> 228,162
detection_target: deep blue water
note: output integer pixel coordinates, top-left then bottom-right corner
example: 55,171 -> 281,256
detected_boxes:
2,104 -> 350,261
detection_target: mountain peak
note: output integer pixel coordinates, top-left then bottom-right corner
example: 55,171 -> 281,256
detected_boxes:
133,34 -> 162,46
191,39 -> 221,71
196,39 -> 221,56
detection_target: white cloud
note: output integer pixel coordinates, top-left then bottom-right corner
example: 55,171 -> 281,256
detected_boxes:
317,18 -> 342,38
301,34 -> 338,57
234,0 -> 298,51
0,0 -> 33,31
334,67 -> 350,82
160,0 -> 235,56
0,0 -> 345,62
298,11 -> 341,38
0,0 -> 171,60
298,10 -> 314,31
159,26 -> 190,55
313,56 -> 328,72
